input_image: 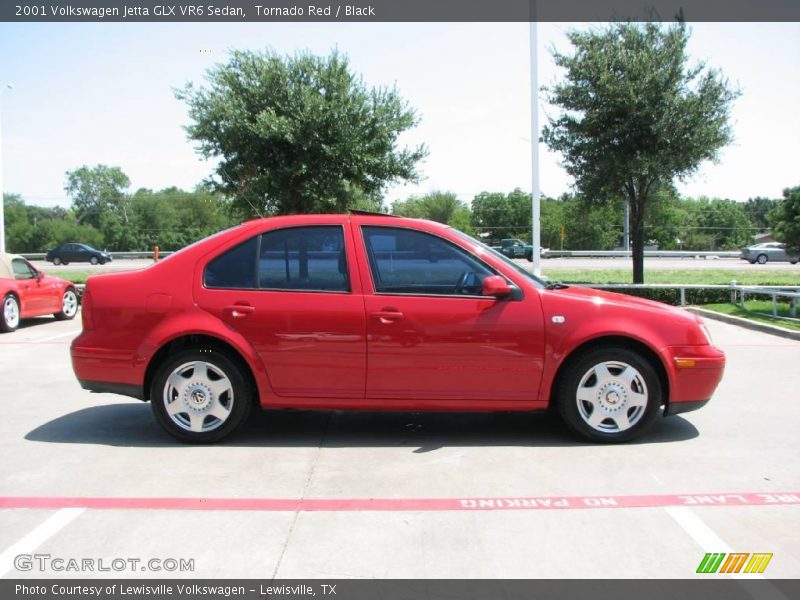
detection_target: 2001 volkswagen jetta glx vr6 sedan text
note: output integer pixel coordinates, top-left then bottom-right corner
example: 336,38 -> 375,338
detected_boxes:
70,213 -> 725,444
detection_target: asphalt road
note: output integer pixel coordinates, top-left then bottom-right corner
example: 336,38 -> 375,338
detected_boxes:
0,316 -> 798,579
31,256 -> 800,276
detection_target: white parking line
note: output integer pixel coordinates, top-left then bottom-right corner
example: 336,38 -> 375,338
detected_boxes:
665,506 -> 790,600
34,330 -> 80,343
0,508 -> 85,577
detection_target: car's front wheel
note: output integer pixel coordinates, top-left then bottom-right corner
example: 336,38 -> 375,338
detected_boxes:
54,288 -> 79,321
1,294 -> 20,333
150,349 -> 252,443
557,346 -> 662,443
756,254 -> 768,264
90,256 -> 99,265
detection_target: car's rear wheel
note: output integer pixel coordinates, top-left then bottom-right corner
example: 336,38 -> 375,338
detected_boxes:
756,254 -> 768,264
1,294 -> 20,333
54,288 -> 79,321
150,349 -> 251,443
557,346 -> 662,443
90,256 -> 99,265
52,257 -> 62,266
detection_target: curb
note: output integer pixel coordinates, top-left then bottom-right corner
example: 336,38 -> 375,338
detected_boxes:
686,307 -> 800,341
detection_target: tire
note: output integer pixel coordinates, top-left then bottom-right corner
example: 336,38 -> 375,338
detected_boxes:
54,288 -> 79,321
52,257 -> 62,266
1,294 -> 21,333
791,260 -> 798,265
557,346 -> 662,443
99,259 -> 106,265
150,348 -> 252,443
90,256 -> 99,265
748,260 -> 756,264
756,254 -> 768,264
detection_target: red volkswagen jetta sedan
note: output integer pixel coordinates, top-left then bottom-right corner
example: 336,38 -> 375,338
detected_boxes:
71,213 -> 725,443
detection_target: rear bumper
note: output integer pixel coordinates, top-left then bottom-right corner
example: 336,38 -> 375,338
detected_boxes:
664,398 -> 710,416
78,379 -> 144,400
71,333 -> 146,398
660,344 -> 725,415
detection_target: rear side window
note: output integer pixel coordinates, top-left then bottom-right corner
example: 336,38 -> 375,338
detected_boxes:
258,226 -> 349,292
203,226 -> 349,293
204,236 -> 258,289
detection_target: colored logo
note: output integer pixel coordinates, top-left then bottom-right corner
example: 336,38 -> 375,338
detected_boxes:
696,552 -> 773,574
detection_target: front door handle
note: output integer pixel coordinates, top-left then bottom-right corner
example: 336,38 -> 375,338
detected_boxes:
225,304 -> 255,319
372,309 -> 404,324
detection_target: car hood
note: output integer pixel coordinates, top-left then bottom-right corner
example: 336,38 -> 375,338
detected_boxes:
543,284 -> 694,320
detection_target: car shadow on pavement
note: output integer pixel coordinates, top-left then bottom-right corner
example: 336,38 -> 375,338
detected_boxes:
26,402 -> 699,449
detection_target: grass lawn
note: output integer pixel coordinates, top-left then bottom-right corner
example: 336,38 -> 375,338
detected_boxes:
541,268 -> 800,286
702,301 -> 800,332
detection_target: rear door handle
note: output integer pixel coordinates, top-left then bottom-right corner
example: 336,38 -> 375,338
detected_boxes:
225,304 -> 255,319
372,309 -> 404,324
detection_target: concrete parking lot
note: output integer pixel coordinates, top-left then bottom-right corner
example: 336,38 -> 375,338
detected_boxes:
0,314 -> 798,579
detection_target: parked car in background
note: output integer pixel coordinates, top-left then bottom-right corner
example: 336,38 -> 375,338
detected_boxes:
71,213 -> 724,444
1,253 -> 79,332
739,242 -> 799,265
490,238 -> 549,262
46,243 -> 112,266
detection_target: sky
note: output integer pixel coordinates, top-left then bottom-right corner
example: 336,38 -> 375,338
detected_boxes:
0,21 -> 798,209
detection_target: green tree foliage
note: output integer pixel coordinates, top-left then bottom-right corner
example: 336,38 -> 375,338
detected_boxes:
772,185 -> 800,254
470,189 -> 532,241
694,197 -> 755,250
392,191 -> 475,235
176,49 -> 427,217
64,165 -> 131,229
743,196 -> 781,231
129,186 -> 235,250
542,21 -> 739,282
3,193 -> 103,253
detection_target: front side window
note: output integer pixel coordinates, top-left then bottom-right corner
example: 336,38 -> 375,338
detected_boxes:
12,259 -> 37,280
362,226 -> 494,296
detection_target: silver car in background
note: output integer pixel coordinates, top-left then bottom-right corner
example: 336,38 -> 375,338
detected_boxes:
740,242 -> 799,265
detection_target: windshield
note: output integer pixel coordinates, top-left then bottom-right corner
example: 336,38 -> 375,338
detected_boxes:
449,228 -> 546,288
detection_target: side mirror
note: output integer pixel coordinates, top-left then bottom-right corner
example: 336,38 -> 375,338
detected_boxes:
482,275 -> 511,298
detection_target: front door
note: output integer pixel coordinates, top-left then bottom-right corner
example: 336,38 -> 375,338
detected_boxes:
357,225 -> 545,403
194,223 -> 366,399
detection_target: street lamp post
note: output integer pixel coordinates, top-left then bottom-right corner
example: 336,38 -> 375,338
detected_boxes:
529,3 -> 541,277
0,83 -> 12,254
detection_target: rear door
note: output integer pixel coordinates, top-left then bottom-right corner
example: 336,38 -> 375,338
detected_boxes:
354,222 -> 545,404
194,219 -> 367,399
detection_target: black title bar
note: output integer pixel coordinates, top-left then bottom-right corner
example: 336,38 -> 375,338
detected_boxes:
3,0 -> 800,22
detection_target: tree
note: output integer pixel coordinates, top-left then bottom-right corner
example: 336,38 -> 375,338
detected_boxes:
542,21 -> 739,282
176,49 -> 427,217
392,191 -> 474,235
743,196 -> 780,231
64,165 -> 130,229
470,189 -> 532,241
772,185 -> 800,255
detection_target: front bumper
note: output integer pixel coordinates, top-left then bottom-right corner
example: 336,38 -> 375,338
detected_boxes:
659,344 -> 725,415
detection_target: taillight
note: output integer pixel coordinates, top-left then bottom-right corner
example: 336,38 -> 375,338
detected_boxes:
81,287 -> 95,331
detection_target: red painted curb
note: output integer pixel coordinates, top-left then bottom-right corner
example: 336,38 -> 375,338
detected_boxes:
1,492 -> 798,512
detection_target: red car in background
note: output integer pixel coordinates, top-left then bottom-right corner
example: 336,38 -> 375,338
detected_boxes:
70,213 -> 725,444
1,253 -> 79,332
